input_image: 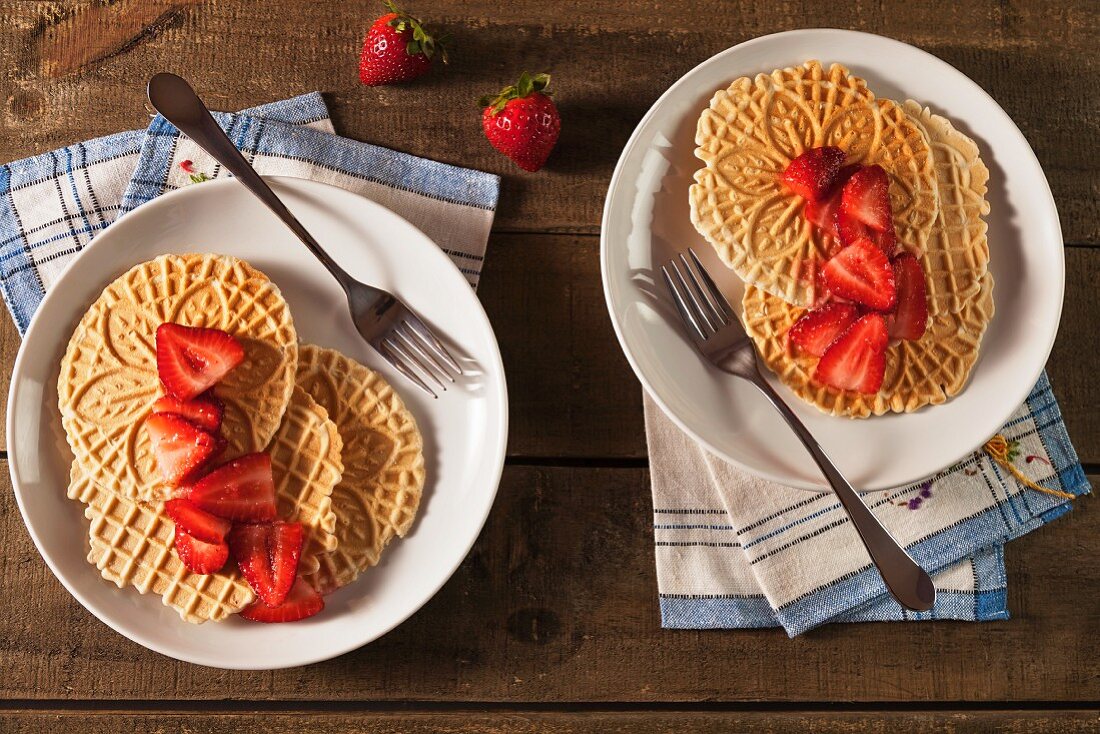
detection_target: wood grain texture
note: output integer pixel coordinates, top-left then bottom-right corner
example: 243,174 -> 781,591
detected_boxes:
3,710 -> 1100,733
0,0 -> 1097,239
479,233 -> 639,458
1,238 -> 1095,462
2,462 -> 1097,702
29,0 -> 203,79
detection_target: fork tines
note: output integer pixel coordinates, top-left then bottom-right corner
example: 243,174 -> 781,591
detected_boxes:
661,249 -> 736,340
379,318 -> 463,399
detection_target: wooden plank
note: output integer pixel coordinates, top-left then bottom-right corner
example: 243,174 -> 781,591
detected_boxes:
3,710 -> 1099,733
2,462 -> 1097,702
0,0 -> 1096,240
1044,249 -> 1100,463
1,240 -> 1097,461
478,233 -> 639,458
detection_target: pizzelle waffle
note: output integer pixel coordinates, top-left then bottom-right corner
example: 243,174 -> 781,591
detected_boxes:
267,385 -> 344,576
741,101 -> 994,417
295,344 -> 426,594
68,462 -> 255,623
902,100 -> 991,317
57,254 -> 298,502
690,60 -> 939,307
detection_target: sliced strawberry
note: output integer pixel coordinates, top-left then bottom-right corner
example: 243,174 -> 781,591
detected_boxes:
151,393 -> 224,432
156,323 -> 245,401
145,414 -> 219,487
804,193 -> 841,236
787,302 -> 861,357
229,522 -> 304,606
210,433 -> 228,461
780,146 -> 846,202
228,524 -> 271,596
834,163 -> 860,187
178,453 -> 277,521
174,527 -> 229,575
840,164 -> 892,232
805,163 -> 861,237
836,205 -> 866,246
821,238 -> 897,311
869,221 -> 897,255
268,522 -> 304,604
239,577 -> 324,623
814,313 -> 889,394
889,254 -> 929,340
837,207 -> 896,254
164,498 -> 231,544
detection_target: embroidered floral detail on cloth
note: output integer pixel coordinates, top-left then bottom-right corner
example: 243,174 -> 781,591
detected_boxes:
984,434 -> 1076,501
901,435 -> 1076,512
896,479 -> 935,510
179,159 -> 211,183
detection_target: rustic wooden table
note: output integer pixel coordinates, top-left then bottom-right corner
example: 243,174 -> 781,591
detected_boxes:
2,1 -> 1097,731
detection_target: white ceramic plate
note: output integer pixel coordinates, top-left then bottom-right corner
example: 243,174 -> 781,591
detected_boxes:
8,177 -> 508,669
601,29 -> 1064,491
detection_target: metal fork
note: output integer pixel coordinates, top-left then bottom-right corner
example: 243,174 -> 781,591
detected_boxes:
147,73 -> 461,398
661,249 -> 936,612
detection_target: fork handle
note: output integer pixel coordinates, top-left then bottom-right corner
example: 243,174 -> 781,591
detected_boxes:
146,73 -> 355,291
748,375 -> 937,612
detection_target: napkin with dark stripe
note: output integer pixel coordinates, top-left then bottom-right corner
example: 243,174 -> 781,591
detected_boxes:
647,370 -> 1089,635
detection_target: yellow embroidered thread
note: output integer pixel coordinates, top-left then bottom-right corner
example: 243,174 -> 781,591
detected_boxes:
983,434 -> 1075,501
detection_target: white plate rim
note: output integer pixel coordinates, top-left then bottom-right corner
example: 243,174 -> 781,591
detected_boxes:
600,28 -> 1065,491
6,175 -> 509,669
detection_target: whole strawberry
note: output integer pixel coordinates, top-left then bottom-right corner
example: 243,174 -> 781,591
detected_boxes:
359,0 -> 447,86
480,72 -> 561,172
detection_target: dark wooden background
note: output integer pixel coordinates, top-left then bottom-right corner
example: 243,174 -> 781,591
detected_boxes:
1,1 -> 1097,731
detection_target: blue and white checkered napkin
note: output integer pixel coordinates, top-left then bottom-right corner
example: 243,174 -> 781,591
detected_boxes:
0,92 -> 499,339
647,370 -> 1090,635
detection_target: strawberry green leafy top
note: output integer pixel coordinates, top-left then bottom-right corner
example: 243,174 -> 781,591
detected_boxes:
480,72 -> 552,115
384,0 -> 448,61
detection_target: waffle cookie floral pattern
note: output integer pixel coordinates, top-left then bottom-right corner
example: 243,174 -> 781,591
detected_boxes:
58,254 -> 426,624
690,60 -> 939,308
57,254 -> 298,501
267,386 -> 344,576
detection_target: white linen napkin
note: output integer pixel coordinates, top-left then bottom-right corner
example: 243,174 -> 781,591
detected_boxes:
647,366 -> 1088,636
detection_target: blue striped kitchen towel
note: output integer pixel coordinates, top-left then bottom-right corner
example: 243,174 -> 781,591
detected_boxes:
646,368 -> 1090,636
0,92 -> 499,342
0,93 -> 332,333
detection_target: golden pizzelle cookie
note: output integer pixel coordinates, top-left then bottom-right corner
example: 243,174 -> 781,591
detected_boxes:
267,385 -> 343,576
690,60 -> 939,307
68,463 -> 254,624
740,97 -> 994,417
902,100 -> 991,317
743,274 -> 993,417
294,344 -> 425,594
58,254 -> 298,501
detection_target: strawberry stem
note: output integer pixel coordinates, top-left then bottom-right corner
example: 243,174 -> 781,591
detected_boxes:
382,0 -> 448,61
479,72 -> 552,114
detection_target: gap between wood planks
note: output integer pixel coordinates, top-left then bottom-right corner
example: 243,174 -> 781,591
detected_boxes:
0,700 -> 1098,714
